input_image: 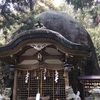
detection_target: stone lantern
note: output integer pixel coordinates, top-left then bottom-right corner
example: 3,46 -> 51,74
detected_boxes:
89,83 -> 100,100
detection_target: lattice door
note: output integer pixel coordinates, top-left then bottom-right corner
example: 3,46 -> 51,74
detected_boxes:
17,71 -> 29,100
17,69 -> 65,100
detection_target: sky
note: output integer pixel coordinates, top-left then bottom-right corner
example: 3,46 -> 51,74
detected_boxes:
52,0 -> 62,7
0,0 -> 6,5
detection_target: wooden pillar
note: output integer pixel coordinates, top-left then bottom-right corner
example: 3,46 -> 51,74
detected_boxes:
13,69 -> 18,100
63,71 -> 69,88
63,64 -> 71,100
63,64 -> 71,88
40,69 -> 43,96
78,80 -> 84,100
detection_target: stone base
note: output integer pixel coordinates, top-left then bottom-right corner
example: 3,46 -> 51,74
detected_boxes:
85,97 -> 93,100
65,86 -> 81,100
5,98 -> 10,100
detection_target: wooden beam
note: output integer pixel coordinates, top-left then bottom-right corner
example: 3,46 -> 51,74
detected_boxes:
17,63 -> 64,70
18,55 -> 63,63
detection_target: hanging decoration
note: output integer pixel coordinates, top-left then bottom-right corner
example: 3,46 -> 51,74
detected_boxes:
44,68 -> 47,80
55,70 -> 59,83
56,87 -> 60,95
28,43 -> 50,51
36,91 -> 40,100
25,71 -> 30,83
36,68 -> 40,100
18,71 -> 21,78
37,53 -> 43,62
33,70 -> 37,77
47,70 -> 50,77
36,70 -> 39,79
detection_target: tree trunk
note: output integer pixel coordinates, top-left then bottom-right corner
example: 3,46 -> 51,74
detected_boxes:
1,5 -> 9,21
29,0 -> 34,11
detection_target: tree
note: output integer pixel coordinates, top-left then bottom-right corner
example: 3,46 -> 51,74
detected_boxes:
66,0 -> 96,10
0,0 -> 58,45
66,0 -> 100,26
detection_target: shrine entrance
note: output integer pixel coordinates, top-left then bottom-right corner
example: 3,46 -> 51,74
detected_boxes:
11,41 -> 68,100
16,69 -> 65,100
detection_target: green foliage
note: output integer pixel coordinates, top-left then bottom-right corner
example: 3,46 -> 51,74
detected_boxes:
34,0 -> 58,14
0,61 -> 14,94
0,10 -> 37,45
0,0 -> 60,45
66,0 -> 94,10
68,7 -> 99,28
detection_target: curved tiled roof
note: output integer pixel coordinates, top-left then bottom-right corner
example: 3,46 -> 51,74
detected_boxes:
0,29 -> 91,57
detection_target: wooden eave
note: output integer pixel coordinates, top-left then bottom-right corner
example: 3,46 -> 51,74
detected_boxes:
0,29 -> 91,64
78,76 -> 100,80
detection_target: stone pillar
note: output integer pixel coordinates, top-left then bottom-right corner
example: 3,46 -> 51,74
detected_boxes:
63,63 -> 81,100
